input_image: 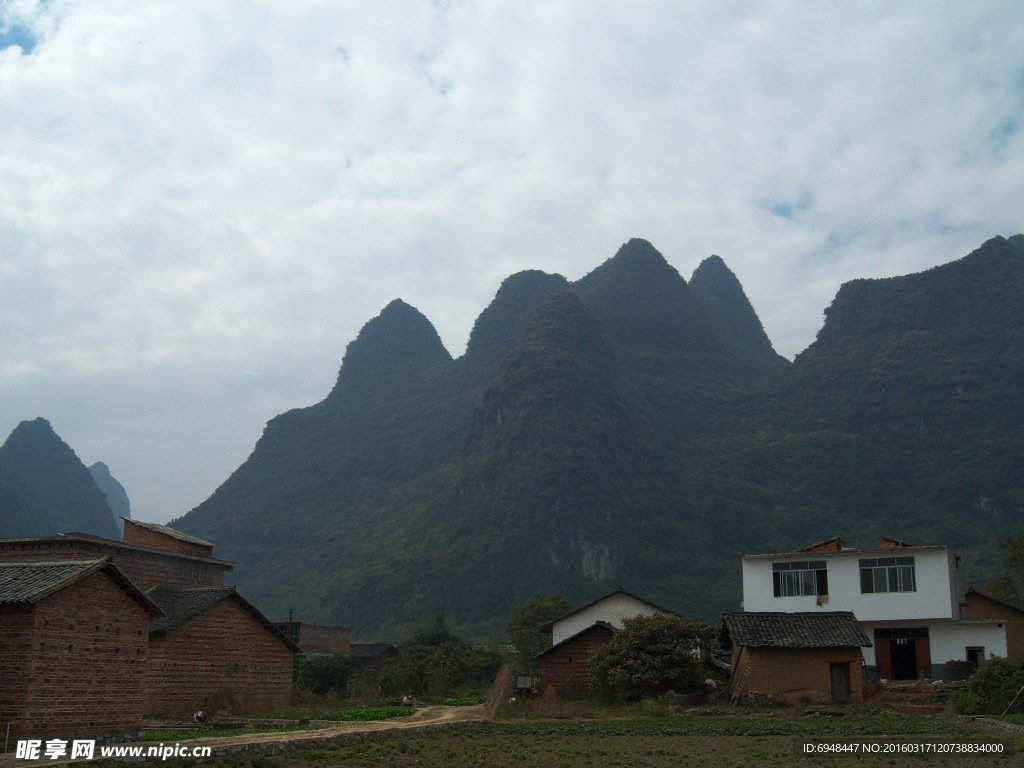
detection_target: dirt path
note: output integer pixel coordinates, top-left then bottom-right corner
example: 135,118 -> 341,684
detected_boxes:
0,706 -> 489,767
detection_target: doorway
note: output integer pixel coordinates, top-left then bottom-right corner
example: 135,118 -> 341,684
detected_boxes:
873,627 -> 931,680
890,638 -> 917,680
829,662 -> 851,703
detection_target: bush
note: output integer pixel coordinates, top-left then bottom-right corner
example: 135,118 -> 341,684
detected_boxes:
955,655 -> 1024,715
294,654 -> 362,696
588,614 -> 715,700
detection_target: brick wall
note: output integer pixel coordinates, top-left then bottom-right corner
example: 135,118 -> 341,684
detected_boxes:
0,570 -> 151,740
146,596 -> 296,716
297,624 -> 351,655
733,646 -> 864,704
122,522 -> 214,560
965,592 -> 1024,662
537,625 -> 615,699
0,539 -> 229,590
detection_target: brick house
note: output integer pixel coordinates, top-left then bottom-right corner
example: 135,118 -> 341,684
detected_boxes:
351,643 -> 399,672
274,619 -> 352,655
535,588 -> 679,699
539,588 -> 676,645
0,518 -> 233,591
145,587 -> 300,716
964,588 -> 1024,665
537,621 -> 616,699
741,536 -> 1008,680
0,520 -> 299,733
721,611 -> 871,704
0,558 -> 160,741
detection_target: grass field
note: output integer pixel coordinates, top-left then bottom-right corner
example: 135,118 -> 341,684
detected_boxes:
186,714 -> 1024,768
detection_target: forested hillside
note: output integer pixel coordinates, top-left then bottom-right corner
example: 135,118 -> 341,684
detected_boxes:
166,234 -> 1023,639
0,417 -> 121,540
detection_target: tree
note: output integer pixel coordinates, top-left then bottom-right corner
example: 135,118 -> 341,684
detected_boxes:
377,608 -> 495,698
980,533 -> 1024,607
955,656 -> 1024,715
588,613 -> 716,699
404,607 -> 463,648
293,654 -> 362,696
506,594 -> 574,669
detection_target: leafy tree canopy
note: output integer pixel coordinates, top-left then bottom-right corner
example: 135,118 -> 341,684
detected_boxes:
588,613 -> 716,698
506,593 -> 574,668
980,533 -> 1024,606
403,607 -> 463,648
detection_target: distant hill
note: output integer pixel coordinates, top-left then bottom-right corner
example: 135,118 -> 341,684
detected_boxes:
169,237 -> 1022,638
0,418 -> 121,540
89,461 -> 132,532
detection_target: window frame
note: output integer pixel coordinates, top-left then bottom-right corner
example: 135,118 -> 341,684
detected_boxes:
772,560 -> 829,597
859,556 -> 916,593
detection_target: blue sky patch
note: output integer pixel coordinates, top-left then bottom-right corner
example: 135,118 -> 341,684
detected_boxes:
0,23 -> 38,54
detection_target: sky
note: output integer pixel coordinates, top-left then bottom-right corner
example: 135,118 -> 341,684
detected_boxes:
1,0 -> 1021,526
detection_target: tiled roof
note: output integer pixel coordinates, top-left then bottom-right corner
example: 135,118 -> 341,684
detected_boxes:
0,559 -> 110,603
722,612 -> 871,649
0,558 -> 161,614
147,586 -> 236,633
351,643 -> 398,659
538,621 -> 617,657
147,586 -> 301,652
124,519 -> 215,548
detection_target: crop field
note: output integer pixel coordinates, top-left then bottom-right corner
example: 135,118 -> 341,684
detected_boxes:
189,716 -> 1024,768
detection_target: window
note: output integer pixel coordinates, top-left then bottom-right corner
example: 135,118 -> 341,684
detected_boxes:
772,560 -> 828,597
860,556 -> 916,593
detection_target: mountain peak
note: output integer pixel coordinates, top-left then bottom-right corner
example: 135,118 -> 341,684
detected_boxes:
573,239 -> 720,356
0,418 -> 120,539
463,270 -> 569,373
328,299 -> 452,401
89,461 -> 132,529
689,255 -> 787,366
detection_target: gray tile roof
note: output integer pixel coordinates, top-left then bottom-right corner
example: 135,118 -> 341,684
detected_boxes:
0,558 -> 162,614
0,559 -> 109,603
147,586 -> 301,652
351,643 -> 398,659
147,586 -> 236,633
538,621 -> 617,657
722,612 -> 872,649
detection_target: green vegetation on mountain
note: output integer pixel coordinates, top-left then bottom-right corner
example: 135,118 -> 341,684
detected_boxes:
165,235 -> 1023,639
0,417 -> 120,539
89,461 -> 132,531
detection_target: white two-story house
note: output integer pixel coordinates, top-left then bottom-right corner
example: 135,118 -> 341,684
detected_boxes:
741,535 -> 1007,681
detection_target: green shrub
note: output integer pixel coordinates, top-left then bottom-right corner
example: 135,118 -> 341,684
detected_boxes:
293,654 -> 362,696
954,655 -> 1024,715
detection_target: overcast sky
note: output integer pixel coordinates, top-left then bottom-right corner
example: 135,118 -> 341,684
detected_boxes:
1,1 -> 1021,526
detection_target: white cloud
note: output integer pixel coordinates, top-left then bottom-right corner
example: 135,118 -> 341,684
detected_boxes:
0,0 -> 1021,522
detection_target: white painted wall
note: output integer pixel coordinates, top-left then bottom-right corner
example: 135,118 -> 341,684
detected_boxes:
741,547 -> 960,621
551,593 -> 665,645
859,620 -> 1006,671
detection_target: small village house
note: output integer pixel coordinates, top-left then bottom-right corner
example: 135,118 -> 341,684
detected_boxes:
536,588 -> 677,699
351,643 -> 399,672
145,587 -> 300,715
721,611 -> 871,704
741,536 -> 1007,680
536,621 -> 617,699
965,588 -> 1024,665
0,520 -> 298,736
0,559 -> 160,741
274,616 -> 352,656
